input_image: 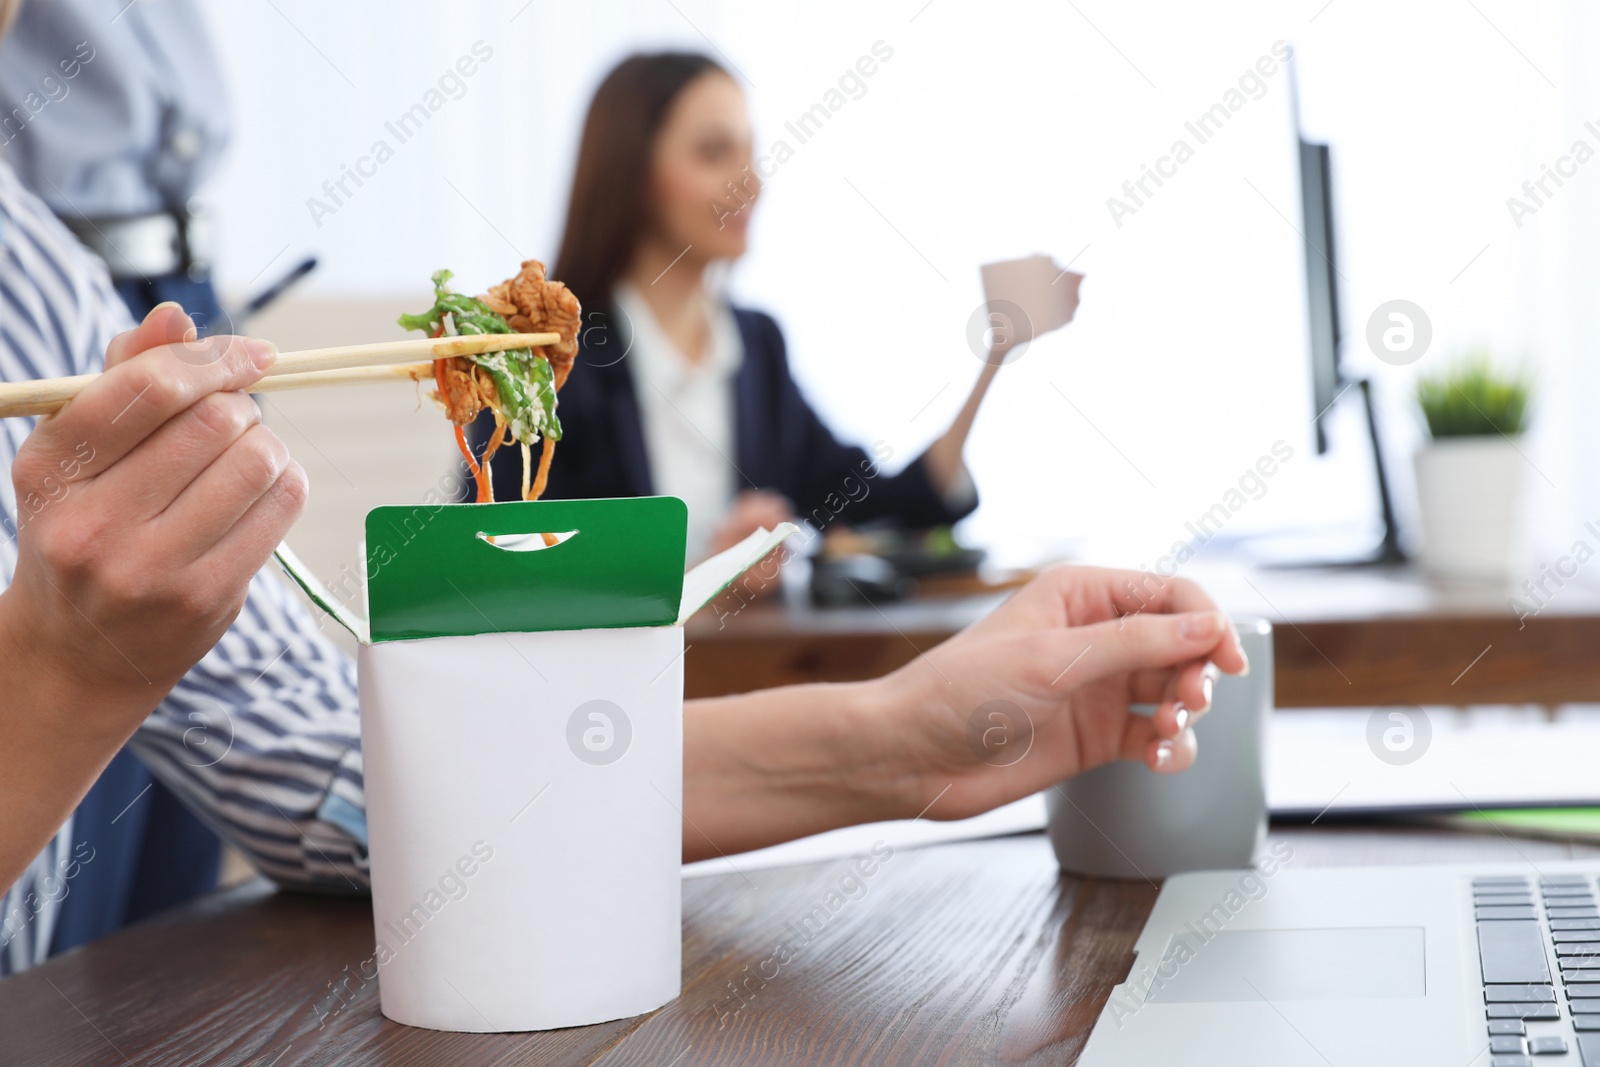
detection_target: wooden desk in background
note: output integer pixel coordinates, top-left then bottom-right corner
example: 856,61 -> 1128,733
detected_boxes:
686,561 -> 1600,707
4,825 -> 1596,1066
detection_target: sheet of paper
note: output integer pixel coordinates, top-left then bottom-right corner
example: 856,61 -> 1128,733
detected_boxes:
681,794 -> 1049,878
1268,706 -> 1600,815
979,254 -> 1083,344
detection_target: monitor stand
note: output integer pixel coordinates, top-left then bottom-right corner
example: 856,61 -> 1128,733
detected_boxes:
1258,377 -> 1409,570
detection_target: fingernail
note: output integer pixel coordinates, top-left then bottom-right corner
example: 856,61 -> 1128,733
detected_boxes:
151,300 -> 184,313
1174,705 -> 1190,732
245,338 -> 278,370
1200,671 -> 1215,711
1154,741 -> 1174,769
1238,649 -> 1252,676
1179,611 -> 1221,641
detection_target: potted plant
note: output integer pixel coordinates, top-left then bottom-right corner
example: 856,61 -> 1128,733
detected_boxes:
1412,353 -> 1532,579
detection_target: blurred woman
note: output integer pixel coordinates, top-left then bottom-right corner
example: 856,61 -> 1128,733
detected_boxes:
474,52 -> 1020,562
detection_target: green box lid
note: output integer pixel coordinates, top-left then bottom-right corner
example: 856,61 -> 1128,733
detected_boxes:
364,497 -> 688,643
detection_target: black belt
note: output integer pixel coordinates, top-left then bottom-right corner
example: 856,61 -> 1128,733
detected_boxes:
62,204 -> 212,281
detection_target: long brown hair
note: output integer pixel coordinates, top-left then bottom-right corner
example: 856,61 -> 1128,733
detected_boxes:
553,52 -> 726,321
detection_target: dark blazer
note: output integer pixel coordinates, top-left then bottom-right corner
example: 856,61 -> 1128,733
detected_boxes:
470,306 -> 977,531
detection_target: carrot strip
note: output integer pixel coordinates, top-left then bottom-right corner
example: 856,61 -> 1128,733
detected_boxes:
529,436 -> 556,502
431,353 -> 450,395
479,414 -> 509,500
434,356 -> 484,501
482,415 -> 507,464
456,424 -> 489,503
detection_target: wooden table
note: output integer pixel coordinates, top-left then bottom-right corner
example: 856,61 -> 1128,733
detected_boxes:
686,561 -> 1600,707
4,824 -> 1597,1066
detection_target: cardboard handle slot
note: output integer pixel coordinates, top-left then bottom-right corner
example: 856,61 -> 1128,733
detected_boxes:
475,530 -> 578,553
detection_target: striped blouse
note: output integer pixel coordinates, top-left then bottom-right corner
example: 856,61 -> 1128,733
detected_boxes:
0,161 -> 369,975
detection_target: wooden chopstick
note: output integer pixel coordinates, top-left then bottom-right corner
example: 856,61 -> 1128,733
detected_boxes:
253,362 -> 435,394
0,332 -> 559,418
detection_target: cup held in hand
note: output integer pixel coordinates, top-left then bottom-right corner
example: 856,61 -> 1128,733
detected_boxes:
972,253 -> 1084,365
1046,619 -> 1272,879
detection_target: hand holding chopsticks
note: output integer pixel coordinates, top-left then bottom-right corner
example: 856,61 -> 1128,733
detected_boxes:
0,331 -> 560,418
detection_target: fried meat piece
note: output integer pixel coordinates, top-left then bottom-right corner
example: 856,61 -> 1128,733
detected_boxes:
482,259 -> 582,389
433,359 -> 498,426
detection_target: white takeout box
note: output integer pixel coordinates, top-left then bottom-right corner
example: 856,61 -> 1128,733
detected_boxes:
281,496 -> 794,1031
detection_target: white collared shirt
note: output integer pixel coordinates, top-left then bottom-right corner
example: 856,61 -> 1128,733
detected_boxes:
614,281 -> 743,563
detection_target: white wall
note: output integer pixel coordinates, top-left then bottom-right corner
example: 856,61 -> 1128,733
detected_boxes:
199,0 -> 1600,572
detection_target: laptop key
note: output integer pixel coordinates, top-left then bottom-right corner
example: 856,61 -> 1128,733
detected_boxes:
1575,999 -> 1600,1013
1577,1015 -> 1600,1031
1555,920 -> 1600,931
1529,1035 -> 1569,1054
1578,1033 -> 1600,1067
1489,1004 -> 1560,1019
1555,931 -> 1600,943
1570,984 -> 1600,997
1479,895 -> 1538,906
1489,1055 -> 1532,1066
1481,921 -> 1554,983
1486,985 -> 1557,1002
1489,1035 -> 1526,1054
1557,945 -> 1600,957
1542,875 -> 1592,886
1550,908 -> 1600,919
1490,1019 -> 1527,1035
1479,876 -> 1532,885
1481,906 -> 1541,920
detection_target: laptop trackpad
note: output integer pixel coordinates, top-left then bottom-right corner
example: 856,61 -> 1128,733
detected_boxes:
1143,927 -> 1426,1002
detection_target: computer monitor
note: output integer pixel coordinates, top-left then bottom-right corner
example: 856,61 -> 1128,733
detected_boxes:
1298,137 -> 1340,455
1273,51 -> 1406,566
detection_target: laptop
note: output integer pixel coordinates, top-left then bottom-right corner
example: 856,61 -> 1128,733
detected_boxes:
1078,858 -> 1600,1066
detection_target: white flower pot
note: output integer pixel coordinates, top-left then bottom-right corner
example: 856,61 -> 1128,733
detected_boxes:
1413,436 -> 1524,579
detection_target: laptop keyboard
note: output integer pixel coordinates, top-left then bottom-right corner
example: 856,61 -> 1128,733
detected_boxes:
1475,873 -> 1600,1065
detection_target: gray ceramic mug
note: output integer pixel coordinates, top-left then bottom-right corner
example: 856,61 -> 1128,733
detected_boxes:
1045,618 -> 1272,878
